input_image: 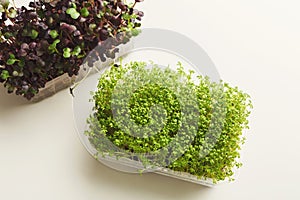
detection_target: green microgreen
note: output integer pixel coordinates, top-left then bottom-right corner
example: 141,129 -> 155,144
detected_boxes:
49,30 -> 59,39
72,46 -> 81,56
80,7 -> 89,17
30,29 -> 39,39
66,7 -> 80,19
0,70 -> 9,80
63,47 -> 71,58
48,39 -> 60,54
86,61 -> 253,184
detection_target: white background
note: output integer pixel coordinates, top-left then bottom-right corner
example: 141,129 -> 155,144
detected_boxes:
1,0 -> 300,199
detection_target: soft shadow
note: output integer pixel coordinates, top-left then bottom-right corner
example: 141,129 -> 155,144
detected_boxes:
78,150 -> 212,199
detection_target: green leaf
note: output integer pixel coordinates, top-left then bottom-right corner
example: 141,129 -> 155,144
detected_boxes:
49,30 -> 59,39
66,8 -> 76,15
70,12 -> 80,19
48,39 -> 60,54
31,29 -> 39,39
63,48 -> 71,58
71,3 -> 77,9
63,52 -> 71,58
0,70 -> 9,80
77,54 -> 86,59
72,46 -> 81,56
122,13 -> 131,21
63,47 -> 71,52
7,58 -> 16,65
66,7 -> 80,19
9,53 -> 15,59
80,7 -> 89,17
89,23 -> 96,30
7,8 -> 17,18
53,39 -> 60,45
96,11 -> 104,18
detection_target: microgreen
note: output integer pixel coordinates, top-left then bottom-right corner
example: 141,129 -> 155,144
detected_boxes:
0,0 -> 144,100
0,69 -> 9,80
66,7 -> 79,18
30,29 -> 39,39
63,47 -> 71,58
6,53 -> 19,65
72,46 -> 81,56
86,61 -> 252,184
80,7 -> 89,17
49,30 -> 59,39
48,39 -> 60,54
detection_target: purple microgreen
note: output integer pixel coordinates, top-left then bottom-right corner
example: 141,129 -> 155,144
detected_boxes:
0,0 -> 144,100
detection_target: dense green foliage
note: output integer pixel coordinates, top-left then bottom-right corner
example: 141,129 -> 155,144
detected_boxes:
86,61 -> 252,183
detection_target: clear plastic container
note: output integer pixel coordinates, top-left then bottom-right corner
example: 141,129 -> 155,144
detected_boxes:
72,28 -> 227,187
31,73 -> 75,102
73,66 -> 219,187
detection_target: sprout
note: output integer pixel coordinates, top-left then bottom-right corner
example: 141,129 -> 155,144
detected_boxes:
86,61 -> 252,183
0,70 -> 9,80
80,7 -> 89,17
66,7 -> 80,19
63,48 -> 71,58
49,30 -> 59,39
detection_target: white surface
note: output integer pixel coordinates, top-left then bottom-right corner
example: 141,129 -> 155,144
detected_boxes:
1,0 -> 300,199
